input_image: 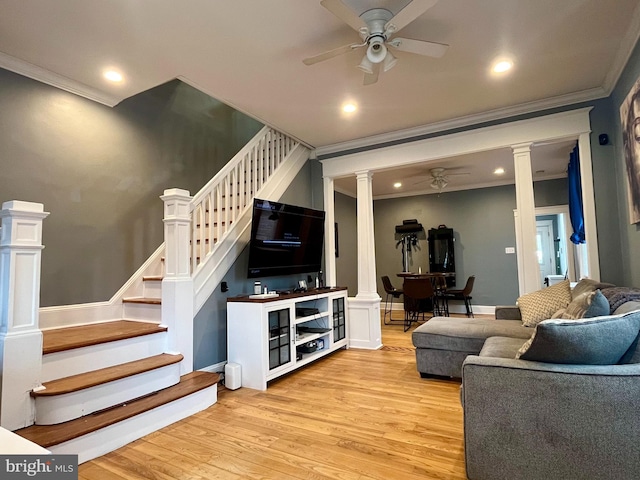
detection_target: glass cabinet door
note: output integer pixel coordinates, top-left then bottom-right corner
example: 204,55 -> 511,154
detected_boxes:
332,297 -> 346,342
268,308 -> 291,370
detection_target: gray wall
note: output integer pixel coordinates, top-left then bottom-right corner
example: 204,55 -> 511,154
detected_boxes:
0,69 -> 263,306
374,186 -> 519,306
193,162 -> 320,369
372,179 -> 569,306
335,192 -> 358,295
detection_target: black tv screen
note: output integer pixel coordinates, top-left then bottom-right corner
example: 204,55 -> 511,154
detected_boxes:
247,199 -> 325,278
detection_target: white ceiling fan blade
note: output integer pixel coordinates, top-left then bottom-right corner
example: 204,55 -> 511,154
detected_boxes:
303,43 -> 362,66
363,63 -> 380,85
385,0 -> 439,33
320,0 -> 368,32
390,37 -> 449,58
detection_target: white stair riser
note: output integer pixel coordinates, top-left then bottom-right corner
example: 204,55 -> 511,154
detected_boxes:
143,280 -> 162,298
123,302 -> 161,321
48,385 -> 218,464
42,333 -> 167,382
35,363 -> 181,425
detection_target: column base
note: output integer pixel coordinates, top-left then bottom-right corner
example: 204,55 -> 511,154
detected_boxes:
348,296 -> 382,350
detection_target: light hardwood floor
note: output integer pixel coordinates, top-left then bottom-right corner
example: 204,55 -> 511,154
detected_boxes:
79,312 -> 469,480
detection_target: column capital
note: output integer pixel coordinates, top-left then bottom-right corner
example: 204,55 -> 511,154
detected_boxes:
511,142 -> 533,154
355,170 -> 374,180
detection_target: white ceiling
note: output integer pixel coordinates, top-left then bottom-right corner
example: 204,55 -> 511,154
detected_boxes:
0,0 -> 638,196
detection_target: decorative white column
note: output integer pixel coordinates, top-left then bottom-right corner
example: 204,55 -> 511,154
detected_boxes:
349,171 -> 382,350
161,189 -> 194,375
577,132 -> 600,280
323,176 -> 337,288
0,201 -> 49,430
512,143 -> 541,294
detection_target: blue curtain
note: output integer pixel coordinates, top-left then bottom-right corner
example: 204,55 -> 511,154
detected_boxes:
568,145 -> 585,244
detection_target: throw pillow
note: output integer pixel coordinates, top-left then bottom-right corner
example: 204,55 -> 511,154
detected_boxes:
516,279 -> 572,327
571,278 -> 616,300
561,289 -> 610,319
516,312 -> 640,364
584,290 -> 610,318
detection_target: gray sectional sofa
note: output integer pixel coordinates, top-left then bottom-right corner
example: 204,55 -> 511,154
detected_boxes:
411,306 -> 531,378
412,287 -> 640,480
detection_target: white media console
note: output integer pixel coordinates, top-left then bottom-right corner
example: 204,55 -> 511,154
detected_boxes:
227,287 -> 349,390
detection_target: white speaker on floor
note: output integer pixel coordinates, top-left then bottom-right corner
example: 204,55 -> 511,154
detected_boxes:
224,362 -> 241,390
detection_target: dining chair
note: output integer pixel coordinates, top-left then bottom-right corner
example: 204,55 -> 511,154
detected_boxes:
432,274 -> 450,316
443,275 -> 475,317
381,275 -> 403,325
402,277 -> 436,331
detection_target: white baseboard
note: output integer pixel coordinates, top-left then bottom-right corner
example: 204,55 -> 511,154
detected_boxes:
386,303 -> 496,316
198,361 -> 226,373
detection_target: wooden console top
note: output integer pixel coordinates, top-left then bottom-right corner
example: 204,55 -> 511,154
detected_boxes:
227,287 -> 347,303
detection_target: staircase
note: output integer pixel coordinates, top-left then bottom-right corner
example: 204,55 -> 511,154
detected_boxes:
3,126 -> 309,462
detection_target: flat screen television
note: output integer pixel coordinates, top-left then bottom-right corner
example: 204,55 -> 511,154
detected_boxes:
247,198 -> 325,278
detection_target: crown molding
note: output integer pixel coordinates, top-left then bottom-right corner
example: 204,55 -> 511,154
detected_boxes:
0,51 -> 120,107
316,87 -> 608,158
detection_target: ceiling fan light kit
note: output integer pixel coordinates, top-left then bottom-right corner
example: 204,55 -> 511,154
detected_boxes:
357,55 -> 374,74
304,0 -> 449,85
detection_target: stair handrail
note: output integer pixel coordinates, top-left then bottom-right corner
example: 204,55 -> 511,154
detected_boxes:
189,126 -> 299,273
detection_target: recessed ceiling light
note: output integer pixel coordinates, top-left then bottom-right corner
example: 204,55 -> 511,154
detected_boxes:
494,167 -> 505,175
492,60 -> 513,74
393,182 -> 402,188
104,70 -> 124,82
342,103 -> 357,113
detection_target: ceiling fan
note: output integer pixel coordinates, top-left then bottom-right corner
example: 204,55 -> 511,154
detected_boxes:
303,0 -> 449,85
415,167 -> 470,193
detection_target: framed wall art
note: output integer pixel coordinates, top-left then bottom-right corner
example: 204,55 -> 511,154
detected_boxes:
620,75 -> 640,224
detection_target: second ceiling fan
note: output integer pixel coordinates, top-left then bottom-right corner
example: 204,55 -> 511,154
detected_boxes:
303,0 -> 449,85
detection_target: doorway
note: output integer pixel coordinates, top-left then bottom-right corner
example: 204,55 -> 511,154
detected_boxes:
535,205 -> 576,287
536,219 -> 556,287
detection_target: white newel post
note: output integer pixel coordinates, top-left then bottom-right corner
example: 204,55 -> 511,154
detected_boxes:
161,189 -> 194,375
0,201 -> 49,430
349,171 -> 382,350
512,143 -> 541,295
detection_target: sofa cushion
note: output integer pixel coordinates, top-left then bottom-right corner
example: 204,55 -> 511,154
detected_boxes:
479,336 -> 529,359
614,300 -> 640,315
412,317 -> 532,353
516,311 -> 640,364
516,279 -> 572,327
561,289 -> 609,319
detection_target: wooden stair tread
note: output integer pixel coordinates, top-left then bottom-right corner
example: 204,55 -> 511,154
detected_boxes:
16,371 -> 219,448
33,353 -> 184,397
43,320 -> 167,355
122,297 -> 161,304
